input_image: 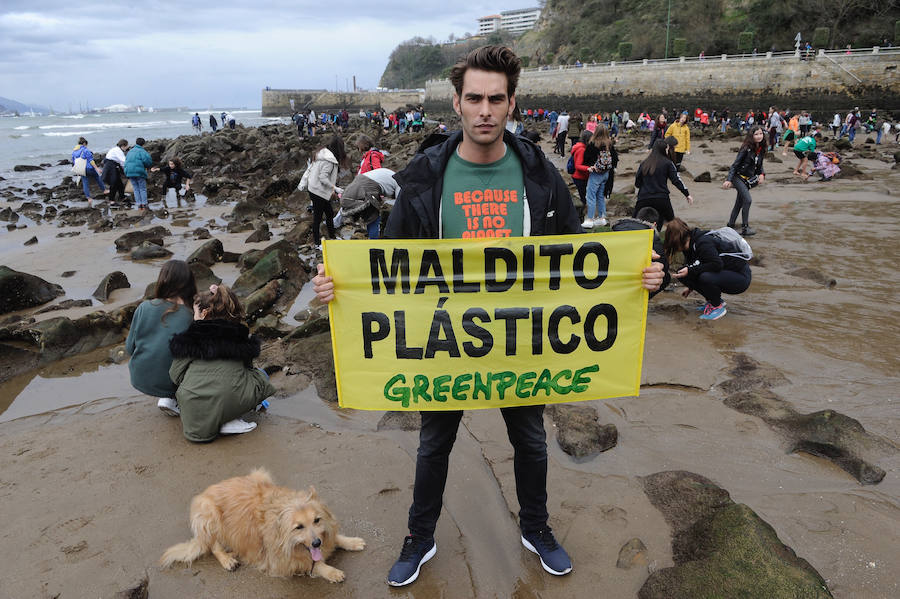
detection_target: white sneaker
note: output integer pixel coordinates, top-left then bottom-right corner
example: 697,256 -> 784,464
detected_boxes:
220,419 -> 257,435
157,397 -> 180,416
581,218 -> 594,228
596,217 -> 608,226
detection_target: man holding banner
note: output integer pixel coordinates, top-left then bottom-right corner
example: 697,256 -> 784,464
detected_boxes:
313,45 -> 664,587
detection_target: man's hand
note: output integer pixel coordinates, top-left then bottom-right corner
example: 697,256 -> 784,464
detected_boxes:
686,194 -> 694,205
722,180 -> 733,189
674,267 -> 688,278
642,252 -> 665,291
312,263 -> 335,303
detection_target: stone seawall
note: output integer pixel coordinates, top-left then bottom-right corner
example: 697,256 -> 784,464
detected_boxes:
425,51 -> 900,114
262,89 -> 425,116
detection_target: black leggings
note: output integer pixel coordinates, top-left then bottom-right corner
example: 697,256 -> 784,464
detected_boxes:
728,177 -> 753,228
682,262 -> 752,306
633,196 -> 674,231
310,192 -> 335,244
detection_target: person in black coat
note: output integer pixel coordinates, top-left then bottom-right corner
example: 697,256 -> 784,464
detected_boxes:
664,217 -> 752,321
633,139 -> 693,230
151,157 -> 193,208
723,126 -> 765,236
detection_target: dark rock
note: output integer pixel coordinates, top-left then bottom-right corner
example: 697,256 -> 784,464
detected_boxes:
35,299 -> 94,314
56,231 -> 81,238
114,575 -> 148,599
639,471 -> 833,599
0,266 -> 65,314
724,390 -> 891,485
245,222 -> 272,243
192,227 -> 211,239
693,171 -> 712,182
718,353 -> 790,394
114,226 -> 171,252
227,220 -> 255,233
233,242 -> 307,298
283,331 -> 337,402
170,218 -> 191,227
243,279 -> 281,320
283,220 -> 312,245
222,251 -> 240,263
787,267 -> 836,288
377,411 -> 421,431
767,154 -> 783,163
13,164 -> 44,172
92,271 -> 130,302
250,314 -> 287,339
0,207 -> 20,222
187,238 -> 224,266
61,271 -> 76,278
833,138 -> 852,150
23,236 -> 38,246
835,162 -> 868,179
893,150 -> 900,163
189,263 -> 222,293
238,249 -> 265,271
17,202 -> 42,213
616,538 -> 648,569
131,241 -> 173,261
545,403 -> 618,457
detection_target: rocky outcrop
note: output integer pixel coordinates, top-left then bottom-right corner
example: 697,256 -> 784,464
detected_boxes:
131,241 -> 172,261
639,471 -> 833,599
187,238 -> 224,266
114,226 -> 171,252
92,271 -> 130,302
0,266 -> 65,314
545,403 -> 618,457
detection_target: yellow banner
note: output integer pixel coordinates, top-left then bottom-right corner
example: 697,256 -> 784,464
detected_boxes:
323,230 -> 652,411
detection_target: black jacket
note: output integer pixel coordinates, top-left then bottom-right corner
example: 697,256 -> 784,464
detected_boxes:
159,165 -> 193,190
685,229 -> 748,276
634,160 -> 689,201
726,147 -> 766,182
582,142 -> 619,172
386,130 -> 581,239
648,126 -> 665,149
169,319 -> 260,367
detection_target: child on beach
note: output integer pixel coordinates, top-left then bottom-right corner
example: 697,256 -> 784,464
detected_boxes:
792,131 -> 820,180
126,260 -> 196,415
168,284 -> 275,442
151,157 -> 193,208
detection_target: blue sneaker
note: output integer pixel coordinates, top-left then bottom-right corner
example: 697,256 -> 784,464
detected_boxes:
695,301 -> 725,312
699,303 -> 727,320
521,528 -> 572,575
387,535 -> 436,587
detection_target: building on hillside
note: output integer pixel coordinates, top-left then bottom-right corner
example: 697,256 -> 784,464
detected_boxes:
477,7 -> 541,35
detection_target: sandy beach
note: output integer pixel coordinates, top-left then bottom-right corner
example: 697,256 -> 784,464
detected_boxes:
0,128 -> 897,598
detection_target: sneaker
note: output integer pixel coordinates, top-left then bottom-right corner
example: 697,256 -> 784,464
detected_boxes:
699,303 -> 727,321
741,226 -> 756,236
387,535 -> 436,587
219,419 -> 257,434
521,529 -> 572,576
581,218 -> 594,228
726,222 -> 737,230
696,301 -> 725,312
596,217 -> 608,226
157,397 -> 180,416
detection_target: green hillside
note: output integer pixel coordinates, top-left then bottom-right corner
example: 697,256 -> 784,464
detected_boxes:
379,1 -> 900,87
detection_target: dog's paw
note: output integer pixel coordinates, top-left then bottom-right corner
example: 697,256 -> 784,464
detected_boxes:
314,563 -> 345,583
220,555 -> 239,571
345,537 -> 366,551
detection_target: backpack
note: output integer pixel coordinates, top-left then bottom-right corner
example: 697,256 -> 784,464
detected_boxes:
704,227 -> 752,260
822,151 -> 841,164
594,149 -> 613,172
566,153 -> 576,174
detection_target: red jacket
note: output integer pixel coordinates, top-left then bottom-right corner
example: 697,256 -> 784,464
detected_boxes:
358,149 -> 384,175
571,142 -> 590,180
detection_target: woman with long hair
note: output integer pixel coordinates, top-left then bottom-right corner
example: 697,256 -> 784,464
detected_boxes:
307,135 -> 348,248
633,139 -> 693,230
723,126 -> 766,236
664,111 -> 691,165
664,218 -> 752,321
581,124 -> 617,227
126,260 -> 197,415
647,113 -> 667,149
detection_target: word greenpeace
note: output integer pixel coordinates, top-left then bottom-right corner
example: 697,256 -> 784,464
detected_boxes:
324,232 -> 651,411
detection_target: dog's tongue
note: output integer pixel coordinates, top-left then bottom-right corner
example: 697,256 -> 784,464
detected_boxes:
310,546 -> 323,562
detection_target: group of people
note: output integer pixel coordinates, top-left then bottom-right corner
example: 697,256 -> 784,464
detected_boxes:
127,260 -> 275,442
191,111 -> 236,133
70,137 -> 193,210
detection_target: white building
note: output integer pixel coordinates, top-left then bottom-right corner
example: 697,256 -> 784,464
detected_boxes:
478,7 -> 541,35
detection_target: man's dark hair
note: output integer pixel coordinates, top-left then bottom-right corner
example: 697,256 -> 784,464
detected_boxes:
449,45 -> 521,99
635,206 -> 660,224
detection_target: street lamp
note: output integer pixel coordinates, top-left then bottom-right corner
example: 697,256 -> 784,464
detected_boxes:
665,0 -> 672,59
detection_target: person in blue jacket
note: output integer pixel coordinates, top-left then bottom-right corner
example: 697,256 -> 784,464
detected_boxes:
71,137 -> 106,205
124,137 -> 153,211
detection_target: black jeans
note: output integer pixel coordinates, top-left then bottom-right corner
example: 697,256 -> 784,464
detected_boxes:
682,262 -> 751,306
572,176 -> 587,217
728,177 -> 753,228
310,192 -> 335,244
108,175 -> 126,204
408,406 -> 549,538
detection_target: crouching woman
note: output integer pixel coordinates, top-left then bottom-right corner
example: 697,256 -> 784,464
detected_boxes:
169,284 -> 275,442
664,218 -> 752,321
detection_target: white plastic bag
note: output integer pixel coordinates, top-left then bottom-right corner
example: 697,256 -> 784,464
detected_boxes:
332,208 -> 343,229
72,157 -> 87,176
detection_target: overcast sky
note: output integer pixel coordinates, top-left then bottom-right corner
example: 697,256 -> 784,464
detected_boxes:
1,1 -> 509,110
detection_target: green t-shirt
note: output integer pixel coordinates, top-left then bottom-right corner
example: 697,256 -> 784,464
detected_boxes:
441,145 -> 525,239
794,136 -> 816,152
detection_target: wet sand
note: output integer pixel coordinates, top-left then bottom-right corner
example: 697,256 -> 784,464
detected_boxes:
0,137 -> 898,598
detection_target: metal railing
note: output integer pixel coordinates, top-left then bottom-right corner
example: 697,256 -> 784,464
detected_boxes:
424,46 -> 899,85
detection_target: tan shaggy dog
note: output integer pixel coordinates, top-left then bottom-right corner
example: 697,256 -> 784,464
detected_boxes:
160,469 -> 365,582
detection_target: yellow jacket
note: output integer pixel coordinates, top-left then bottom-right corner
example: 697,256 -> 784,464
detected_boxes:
665,122 -> 691,153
